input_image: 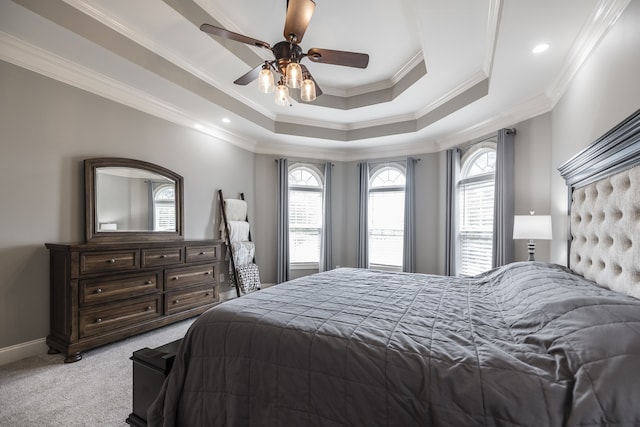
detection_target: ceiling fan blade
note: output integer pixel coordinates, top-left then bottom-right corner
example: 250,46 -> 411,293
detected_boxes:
200,23 -> 270,49
283,0 -> 316,43
233,63 -> 265,85
300,64 -> 322,96
306,48 -> 369,69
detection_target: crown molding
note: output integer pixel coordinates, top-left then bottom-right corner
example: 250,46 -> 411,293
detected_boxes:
62,0 -> 277,120
416,70 -> 488,119
0,31 -> 258,152
546,0 -> 631,106
435,94 -> 554,152
483,0 -> 503,75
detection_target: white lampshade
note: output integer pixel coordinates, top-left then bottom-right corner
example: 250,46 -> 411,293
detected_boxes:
513,215 -> 552,240
258,68 -> 275,93
300,78 -> 316,102
285,62 -> 303,89
274,83 -> 290,106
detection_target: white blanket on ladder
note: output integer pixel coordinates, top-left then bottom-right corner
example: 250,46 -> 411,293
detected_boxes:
223,199 -> 247,221
220,220 -> 250,242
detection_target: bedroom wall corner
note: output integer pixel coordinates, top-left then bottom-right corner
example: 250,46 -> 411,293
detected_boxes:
549,0 -> 640,265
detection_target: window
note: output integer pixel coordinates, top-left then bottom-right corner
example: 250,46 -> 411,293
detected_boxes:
369,165 -> 405,270
153,184 -> 175,231
288,165 -> 323,267
458,146 -> 496,276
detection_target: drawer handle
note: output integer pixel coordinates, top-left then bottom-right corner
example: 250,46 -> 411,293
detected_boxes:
146,306 -> 152,311
95,318 -> 102,324
95,288 -> 102,294
160,254 -> 167,258
145,280 -> 153,285
174,300 -> 180,304
199,251 -> 206,255
108,259 -> 116,264
205,271 -> 211,275
173,276 -> 180,281
205,292 -> 211,296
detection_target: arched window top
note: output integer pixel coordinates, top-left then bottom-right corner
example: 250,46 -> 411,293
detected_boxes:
370,165 -> 405,189
461,147 -> 496,179
154,184 -> 175,201
289,165 -> 323,188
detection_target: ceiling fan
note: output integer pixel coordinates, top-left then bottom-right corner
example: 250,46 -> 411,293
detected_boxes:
200,0 -> 369,104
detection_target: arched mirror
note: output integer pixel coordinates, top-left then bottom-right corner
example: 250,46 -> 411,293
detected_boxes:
85,158 -> 184,242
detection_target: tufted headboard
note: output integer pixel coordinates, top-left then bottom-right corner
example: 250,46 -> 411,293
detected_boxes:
559,108 -> 640,299
569,166 -> 640,298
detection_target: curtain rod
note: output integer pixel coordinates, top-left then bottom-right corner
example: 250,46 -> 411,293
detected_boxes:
361,157 -> 421,167
455,128 -> 516,151
274,159 -> 334,167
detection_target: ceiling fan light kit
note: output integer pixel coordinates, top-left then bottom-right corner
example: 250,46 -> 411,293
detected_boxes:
275,81 -> 291,107
285,62 -> 303,89
300,77 -> 316,102
200,0 -> 369,106
258,63 -> 275,94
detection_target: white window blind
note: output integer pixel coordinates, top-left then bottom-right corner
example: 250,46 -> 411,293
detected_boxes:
368,165 -> 406,270
369,190 -> 404,267
288,165 -> 323,266
289,189 -> 322,263
154,186 -> 175,231
459,178 -> 494,275
458,146 -> 496,276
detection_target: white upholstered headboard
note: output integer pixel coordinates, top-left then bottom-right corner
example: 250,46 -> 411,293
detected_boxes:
559,109 -> 640,299
569,165 -> 640,298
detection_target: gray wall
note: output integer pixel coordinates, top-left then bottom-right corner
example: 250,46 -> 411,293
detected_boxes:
549,0 -> 640,264
513,112 -> 553,263
0,61 -> 255,349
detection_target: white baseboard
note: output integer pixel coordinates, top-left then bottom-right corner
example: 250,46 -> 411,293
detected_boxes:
0,338 -> 48,367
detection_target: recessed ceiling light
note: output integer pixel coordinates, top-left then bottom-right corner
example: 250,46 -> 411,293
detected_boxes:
222,117 -> 231,124
194,124 -> 204,130
532,43 -> 550,54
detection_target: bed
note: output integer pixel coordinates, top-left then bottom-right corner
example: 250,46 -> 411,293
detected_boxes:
148,110 -> 640,426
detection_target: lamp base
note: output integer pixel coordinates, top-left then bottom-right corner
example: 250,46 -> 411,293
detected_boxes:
527,240 -> 536,261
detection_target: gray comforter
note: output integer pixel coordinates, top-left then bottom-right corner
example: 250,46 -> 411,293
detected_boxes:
148,262 -> 640,426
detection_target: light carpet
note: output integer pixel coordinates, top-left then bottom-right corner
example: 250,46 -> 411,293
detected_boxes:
0,318 -> 194,426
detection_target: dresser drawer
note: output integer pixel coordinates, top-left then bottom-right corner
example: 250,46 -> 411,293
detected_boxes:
141,247 -> 184,268
79,295 -> 161,338
165,284 -> 217,315
80,250 -> 139,275
80,272 -> 160,306
164,264 -> 216,291
185,245 -> 220,263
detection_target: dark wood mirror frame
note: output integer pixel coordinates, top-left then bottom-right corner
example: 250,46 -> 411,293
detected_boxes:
85,157 -> 184,242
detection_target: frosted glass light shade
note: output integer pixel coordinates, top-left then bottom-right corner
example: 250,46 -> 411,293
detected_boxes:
275,83 -> 290,106
300,78 -> 316,102
258,68 -> 275,93
285,62 -> 302,88
513,215 -> 552,240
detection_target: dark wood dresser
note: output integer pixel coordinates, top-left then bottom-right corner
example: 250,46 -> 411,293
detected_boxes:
45,239 -> 222,362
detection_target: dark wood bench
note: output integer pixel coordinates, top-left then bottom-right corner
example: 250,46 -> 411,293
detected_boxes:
126,339 -> 182,426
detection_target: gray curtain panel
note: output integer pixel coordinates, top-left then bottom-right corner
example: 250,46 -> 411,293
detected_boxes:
276,158 -> 289,283
403,157 -> 416,272
319,162 -> 333,272
357,162 -> 369,268
492,128 -> 516,268
445,148 -> 461,276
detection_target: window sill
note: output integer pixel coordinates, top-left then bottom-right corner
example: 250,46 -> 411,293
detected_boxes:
290,262 -> 319,270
